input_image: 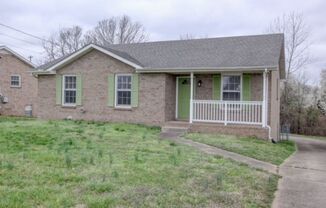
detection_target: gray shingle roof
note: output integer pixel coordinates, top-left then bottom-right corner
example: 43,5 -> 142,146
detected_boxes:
37,54 -> 70,70
37,33 -> 284,71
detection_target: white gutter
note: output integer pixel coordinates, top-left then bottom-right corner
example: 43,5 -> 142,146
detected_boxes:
32,70 -> 56,77
136,66 -> 278,73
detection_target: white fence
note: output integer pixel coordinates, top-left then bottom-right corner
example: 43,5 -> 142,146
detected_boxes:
192,100 -> 263,125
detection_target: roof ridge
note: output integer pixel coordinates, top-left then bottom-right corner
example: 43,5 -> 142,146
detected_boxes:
110,33 -> 284,47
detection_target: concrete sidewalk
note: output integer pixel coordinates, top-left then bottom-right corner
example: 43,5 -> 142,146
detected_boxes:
272,136 -> 326,208
165,136 -> 278,174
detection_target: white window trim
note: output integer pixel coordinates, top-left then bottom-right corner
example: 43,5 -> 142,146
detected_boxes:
62,75 -> 77,107
220,73 -> 243,101
10,74 -> 21,88
115,74 -> 132,108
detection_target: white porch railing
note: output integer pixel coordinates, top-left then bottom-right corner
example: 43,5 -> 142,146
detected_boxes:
192,100 -> 263,125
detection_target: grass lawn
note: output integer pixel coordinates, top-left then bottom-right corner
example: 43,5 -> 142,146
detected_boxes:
186,133 -> 295,165
0,117 -> 278,208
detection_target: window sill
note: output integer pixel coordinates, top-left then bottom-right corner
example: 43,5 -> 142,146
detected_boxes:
114,106 -> 132,111
61,105 -> 77,109
10,86 -> 21,88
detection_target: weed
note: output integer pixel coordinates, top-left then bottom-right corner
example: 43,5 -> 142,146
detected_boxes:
86,140 -> 93,149
169,142 -> 177,146
114,127 -> 125,132
98,149 -> 103,158
76,128 -> 84,135
1,161 -> 14,170
74,120 -> 83,125
177,148 -> 181,156
66,138 -> 73,146
21,152 -> 27,159
101,174 -> 107,182
65,155 -> 72,168
88,182 -> 114,193
169,154 -> 178,166
98,132 -> 104,139
134,153 -> 140,162
64,147 -> 69,153
216,174 -> 223,187
112,170 -> 119,178
89,156 -> 95,165
109,152 -> 113,166
81,154 -> 88,164
47,143 -> 53,150
142,134 -> 146,140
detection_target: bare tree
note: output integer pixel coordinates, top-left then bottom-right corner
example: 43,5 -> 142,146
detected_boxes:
43,26 -> 84,61
85,15 -> 148,46
267,12 -> 311,127
42,15 -> 148,61
320,69 -> 326,102
179,33 -> 209,40
179,33 -> 196,40
266,12 -> 311,78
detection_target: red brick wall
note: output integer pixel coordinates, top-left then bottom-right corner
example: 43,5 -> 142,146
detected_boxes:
0,49 -> 37,116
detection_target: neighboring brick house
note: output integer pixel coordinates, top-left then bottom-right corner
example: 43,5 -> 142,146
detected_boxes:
34,34 -> 285,140
0,46 -> 37,116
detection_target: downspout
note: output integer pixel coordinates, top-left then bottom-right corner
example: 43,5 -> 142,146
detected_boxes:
264,68 -> 272,141
189,72 -> 194,123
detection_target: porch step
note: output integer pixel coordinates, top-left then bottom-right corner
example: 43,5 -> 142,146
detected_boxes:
161,126 -> 188,133
160,121 -> 190,138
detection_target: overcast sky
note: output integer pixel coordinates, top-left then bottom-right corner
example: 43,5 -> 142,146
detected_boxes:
0,0 -> 325,83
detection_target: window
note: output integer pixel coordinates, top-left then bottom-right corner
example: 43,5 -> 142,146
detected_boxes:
10,75 -> 21,87
222,75 -> 241,101
116,74 -> 132,107
63,75 -> 76,105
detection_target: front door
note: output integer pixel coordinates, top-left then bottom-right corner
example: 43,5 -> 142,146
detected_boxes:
177,77 -> 191,120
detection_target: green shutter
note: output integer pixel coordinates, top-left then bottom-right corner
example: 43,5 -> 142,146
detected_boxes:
108,74 -> 115,107
242,74 -> 251,101
56,75 -> 62,105
131,74 -> 139,107
76,74 -> 82,105
212,74 -> 221,100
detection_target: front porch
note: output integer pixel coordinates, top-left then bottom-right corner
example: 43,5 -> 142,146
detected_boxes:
171,70 -> 271,139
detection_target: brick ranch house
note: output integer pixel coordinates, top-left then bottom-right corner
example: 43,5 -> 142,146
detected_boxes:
33,34 -> 285,140
0,46 -> 37,116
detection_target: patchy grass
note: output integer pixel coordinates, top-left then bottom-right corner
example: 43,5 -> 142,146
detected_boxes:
186,133 -> 295,165
0,117 -> 278,207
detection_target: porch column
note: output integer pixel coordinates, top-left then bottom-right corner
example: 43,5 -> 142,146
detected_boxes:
189,72 -> 194,123
262,69 -> 268,127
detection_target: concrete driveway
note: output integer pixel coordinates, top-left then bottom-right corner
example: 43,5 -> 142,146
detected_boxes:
273,136 -> 326,208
